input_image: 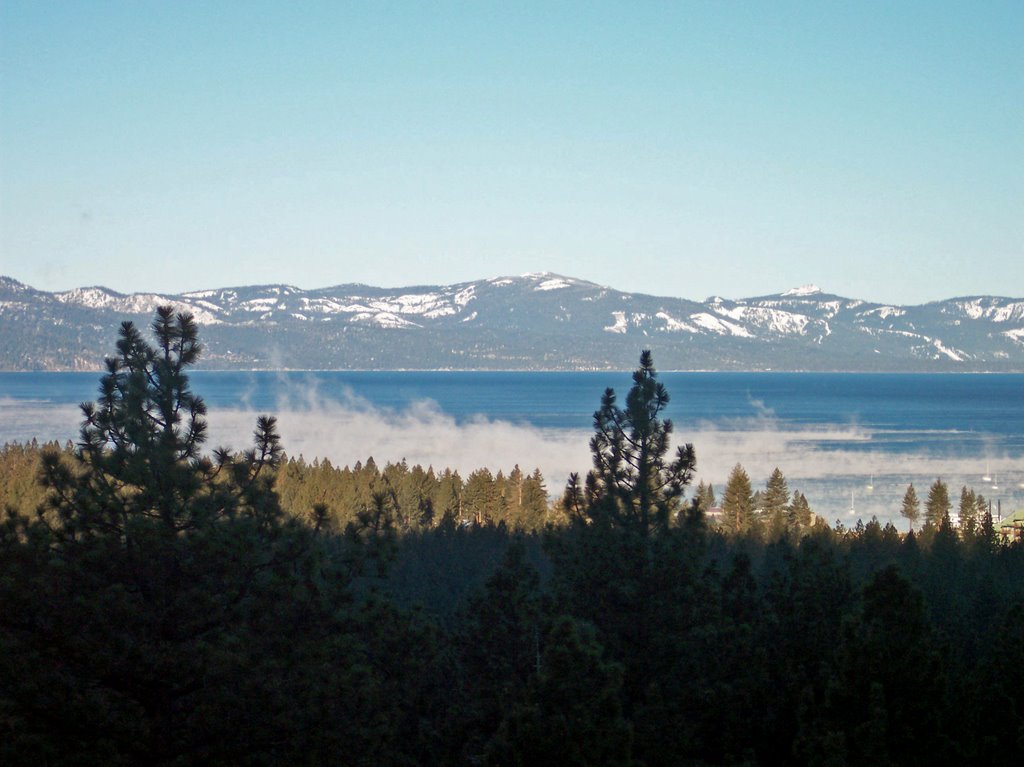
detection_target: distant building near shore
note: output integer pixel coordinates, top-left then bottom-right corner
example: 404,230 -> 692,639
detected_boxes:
705,506 -> 725,524
998,509 -> 1024,542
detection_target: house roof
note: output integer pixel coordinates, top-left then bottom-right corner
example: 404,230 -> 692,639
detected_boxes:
998,508 -> 1024,529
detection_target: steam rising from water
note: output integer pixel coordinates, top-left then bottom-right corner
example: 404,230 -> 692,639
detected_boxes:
4,391 -> 1022,527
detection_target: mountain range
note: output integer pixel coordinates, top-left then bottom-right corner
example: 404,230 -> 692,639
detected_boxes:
2,273 -> 1023,371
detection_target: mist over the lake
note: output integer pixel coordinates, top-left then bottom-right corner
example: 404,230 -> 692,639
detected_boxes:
6,388 -> 1021,527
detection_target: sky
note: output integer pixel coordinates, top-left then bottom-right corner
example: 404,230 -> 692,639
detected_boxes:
1,1 -> 1021,304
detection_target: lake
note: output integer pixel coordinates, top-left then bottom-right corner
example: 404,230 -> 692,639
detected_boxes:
2,371 -> 1022,526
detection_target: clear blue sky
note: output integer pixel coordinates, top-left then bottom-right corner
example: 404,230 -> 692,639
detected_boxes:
1,1 -> 1021,304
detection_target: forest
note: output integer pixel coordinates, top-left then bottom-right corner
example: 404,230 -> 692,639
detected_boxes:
1,309 -> 1023,766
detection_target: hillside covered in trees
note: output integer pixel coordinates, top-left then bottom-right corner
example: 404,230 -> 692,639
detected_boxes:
1,310 -> 1023,766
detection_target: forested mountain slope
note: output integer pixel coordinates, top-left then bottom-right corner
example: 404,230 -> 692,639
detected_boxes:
2,273 -> 1022,370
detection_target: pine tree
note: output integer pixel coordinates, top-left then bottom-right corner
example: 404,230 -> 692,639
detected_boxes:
788,490 -> 813,531
763,467 -> 790,537
518,469 -> 549,531
975,492 -> 989,524
694,480 -> 716,513
486,616 -> 633,766
38,308 -> 285,541
924,478 -> 951,529
722,463 -> 755,535
464,468 -> 497,524
831,567 -> 946,765
901,484 -> 921,531
979,505 -> 997,552
958,486 -> 978,538
434,468 -> 463,524
1,307 -> 373,762
562,350 -> 696,535
459,540 -> 546,752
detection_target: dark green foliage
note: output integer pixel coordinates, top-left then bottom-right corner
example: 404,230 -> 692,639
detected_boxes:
763,467 -> 790,538
694,479 -> 716,512
722,463 -> 755,534
789,489 -> 813,531
0,440 -> 69,516
901,482 -> 921,530
3,333 -> 1024,766
849,568 -> 947,759
0,310 -> 440,765
487,616 -> 633,767
959,485 -> 978,538
275,454 -> 551,532
563,350 -> 696,536
456,540 -> 547,758
925,477 -> 952,529
975,602 -> 1024,766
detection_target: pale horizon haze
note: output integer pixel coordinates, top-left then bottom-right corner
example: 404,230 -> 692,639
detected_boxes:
1,2 -> 1021,305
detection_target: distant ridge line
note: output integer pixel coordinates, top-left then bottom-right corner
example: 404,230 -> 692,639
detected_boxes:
2,274 -> 1022,372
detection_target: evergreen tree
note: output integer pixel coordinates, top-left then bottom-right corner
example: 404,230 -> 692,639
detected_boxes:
788,490 -> 813,531
464,468 -> 498,524
763,467 -> 790,537
458,540 -> 546,757
434,468 -> 463,524
0,308 -> 403,764
924,478 -> 952,529
829,566 -> 946,765
958,486 -> 978,537
562,350 -> 696,535
517,469 -> 550,531
722,463 -> 755,535
978,506 -> 997,552
974,492 -> 989,527
694,480 -> 716,513
487,616 -> 633,766
901,483 -> 921,531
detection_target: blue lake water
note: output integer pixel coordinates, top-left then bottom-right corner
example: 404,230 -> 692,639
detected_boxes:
2,371 -> 1022,524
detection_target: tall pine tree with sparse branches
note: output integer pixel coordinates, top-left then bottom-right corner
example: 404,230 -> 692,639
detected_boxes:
562,350 -> 696,535
1,307 -> 384,764
41,306 -> 284,541
901,483 -> 921,532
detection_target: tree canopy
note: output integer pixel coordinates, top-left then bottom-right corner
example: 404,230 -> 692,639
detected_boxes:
562,350 -> 696,535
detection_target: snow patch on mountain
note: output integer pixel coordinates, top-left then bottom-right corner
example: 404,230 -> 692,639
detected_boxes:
241,297 -> 278,311
454,286 -> 476,307
863,306 -> 906,320
713,305 -> 811,336
782,284 -> 822,297
955,300 -> 986,320
55,287 -> 225,324
0,277 -> 29,292
6,273 -> 1024,371
690,313 -> 754,338
535,278 -> 572,291
375,293 -> 452,317
56,287 -> 166,314
352,312 -> 421,329
949,299 -> 1024,323
604,311 -> 629,334
655,312 -> 698,333
990,302 -> 1024,323
932,339 -> 966,362
860,327 -> 928,342
177,307 -> 223,324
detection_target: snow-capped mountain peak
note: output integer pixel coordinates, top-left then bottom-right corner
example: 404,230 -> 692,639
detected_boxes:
1,274 -> 1022,371
781,284 -> 823,297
